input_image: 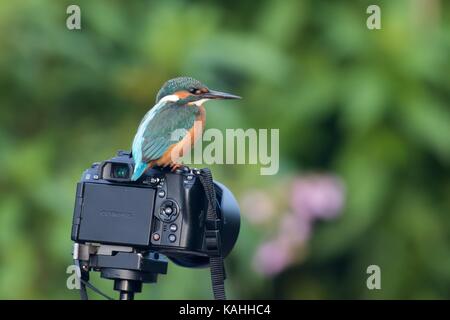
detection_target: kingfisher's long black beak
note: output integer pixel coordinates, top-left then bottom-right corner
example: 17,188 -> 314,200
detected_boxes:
203,89 -> 242,100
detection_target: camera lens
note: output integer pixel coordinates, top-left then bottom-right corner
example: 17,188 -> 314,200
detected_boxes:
167,181 -> 240,268
112,164 -> 130,179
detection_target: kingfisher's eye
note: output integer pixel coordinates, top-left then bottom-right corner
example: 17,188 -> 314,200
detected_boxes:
189,88 -> 202,95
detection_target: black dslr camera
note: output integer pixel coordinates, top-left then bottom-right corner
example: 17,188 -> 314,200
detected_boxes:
71,151 -> 240,300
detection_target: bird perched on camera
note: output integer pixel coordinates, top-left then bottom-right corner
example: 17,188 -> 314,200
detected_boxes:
131,76 -> 241,181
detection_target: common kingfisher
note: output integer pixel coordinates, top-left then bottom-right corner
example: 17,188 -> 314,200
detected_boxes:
131,77 -> 241,181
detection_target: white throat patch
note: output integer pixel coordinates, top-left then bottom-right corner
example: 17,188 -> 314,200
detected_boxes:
189,98 -> 210,106
159,94 -> 180,103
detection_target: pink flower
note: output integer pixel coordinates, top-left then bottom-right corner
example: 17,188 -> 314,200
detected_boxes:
251,173 -> 346,276
291,175 -> 345,221
253,238 -> 294,276
253,214 -> 310,276
278,214 -> 311,246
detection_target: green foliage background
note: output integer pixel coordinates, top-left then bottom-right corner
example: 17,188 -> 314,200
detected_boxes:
0,0 -> 449,299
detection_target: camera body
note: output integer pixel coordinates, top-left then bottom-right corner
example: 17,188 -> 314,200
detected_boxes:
71,151 -> 240,267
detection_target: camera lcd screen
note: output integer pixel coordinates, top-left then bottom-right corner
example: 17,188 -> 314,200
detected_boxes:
77,183 -> 156,247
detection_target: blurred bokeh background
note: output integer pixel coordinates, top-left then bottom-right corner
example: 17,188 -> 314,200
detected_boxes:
0,0 -> 449,299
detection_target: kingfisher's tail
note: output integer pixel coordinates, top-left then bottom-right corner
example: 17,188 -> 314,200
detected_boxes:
131,161 -> 147,181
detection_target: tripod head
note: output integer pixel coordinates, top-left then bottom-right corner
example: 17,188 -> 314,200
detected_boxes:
74,243 -> 168,300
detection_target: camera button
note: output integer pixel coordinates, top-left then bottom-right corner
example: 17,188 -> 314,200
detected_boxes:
149,177 -> 160,185
168,234 -> 176,242
164,207 -> 173,215
159,200 -> 178,222
152,233 -> 160,241
170,224 -> 177,232
158,190 -> 165,198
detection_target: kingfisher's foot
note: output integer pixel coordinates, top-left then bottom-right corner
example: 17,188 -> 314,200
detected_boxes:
169,162 -> 183,172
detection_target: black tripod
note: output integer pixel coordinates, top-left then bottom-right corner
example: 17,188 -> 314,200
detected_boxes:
74,243 -> 168,300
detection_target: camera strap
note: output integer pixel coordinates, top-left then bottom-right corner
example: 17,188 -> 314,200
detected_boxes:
198,168 -> 227,300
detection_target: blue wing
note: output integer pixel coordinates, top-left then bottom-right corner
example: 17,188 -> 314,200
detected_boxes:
131,100 -> 198,180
